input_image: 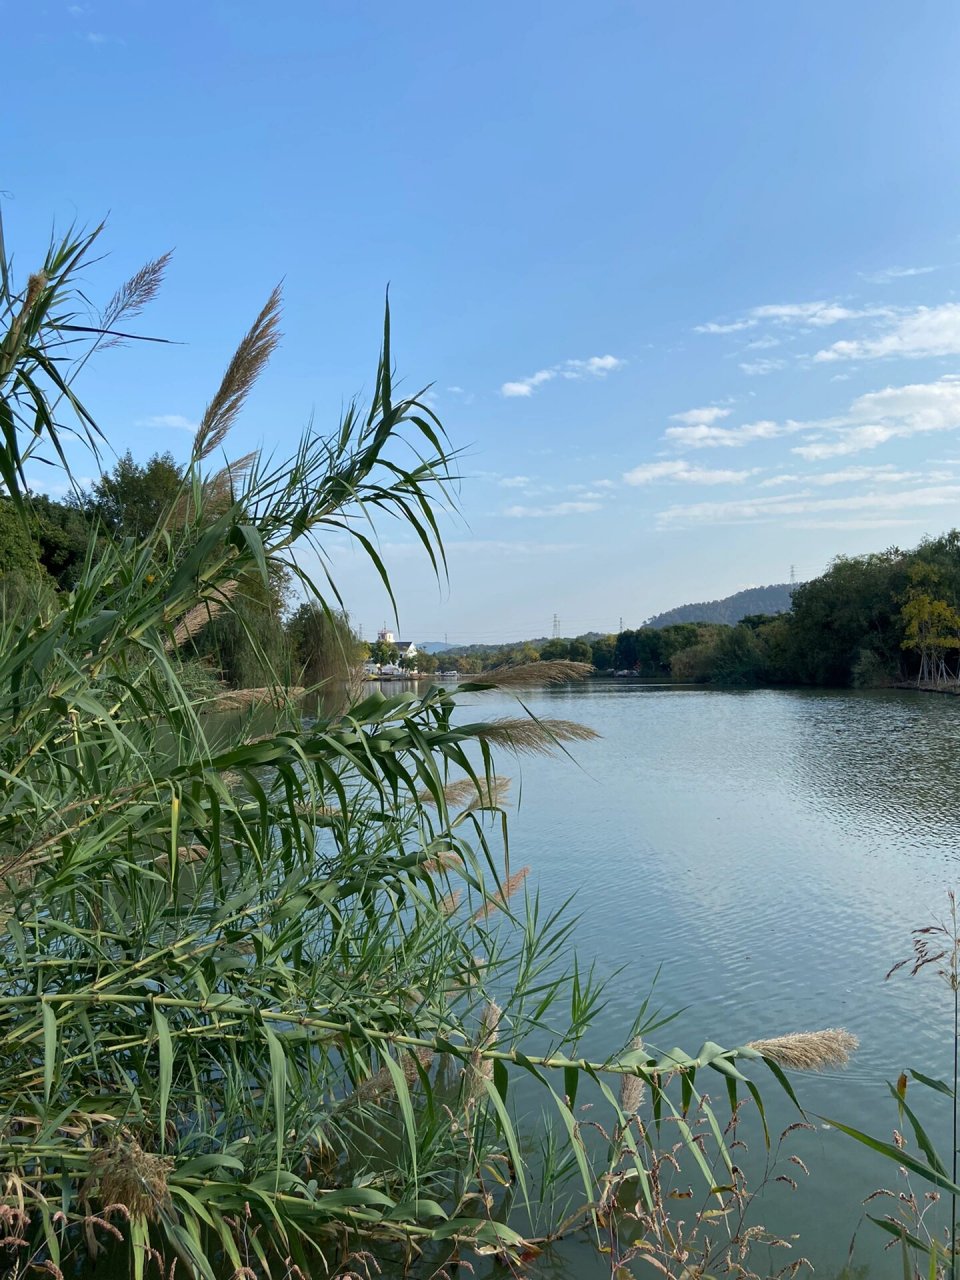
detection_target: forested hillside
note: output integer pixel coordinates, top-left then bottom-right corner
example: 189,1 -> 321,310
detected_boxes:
645,583 -> 796,628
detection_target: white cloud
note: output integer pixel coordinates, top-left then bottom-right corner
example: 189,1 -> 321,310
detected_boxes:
497,475 -> 531,488
744,335 -> 781,350
739,357 -> 787,376
137,413 -> 196,430
805,465 -> 922,486
659,483 -> 960,528
622,460 -> 755,486
503,501 -> 601,518
860,265 -> 939,285
446,385 -> 465,394
670,406 -> 732,427
501,369 -> 555,398
814,303 -> 960,362
789,378 -> 960,457
501,354 -> 624,398
665,419 -> 786,449
791,426 -> 897,460
697,300 -> 890,335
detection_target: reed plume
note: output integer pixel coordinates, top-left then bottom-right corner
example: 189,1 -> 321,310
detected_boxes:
470,867 -> 529,923
473,718 -> 599,756
419,849 -> 462,875
418,775 -> 512,812
193,285 -> 282,461
85,1140 -> 174,1223
100,252 -> 172,334
465,999 -> 502,1103
341,1048 -> 434,1109
166,580 -> 239,651
619,1035 -> 647,1114
210,685 -> 306,711
746,1029 -> 858,1071
475,660 -> 593,688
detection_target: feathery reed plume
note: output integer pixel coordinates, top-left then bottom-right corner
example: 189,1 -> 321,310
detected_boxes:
86,1140 -> 174,1223
166,579 -> 239,651
473,717 -> 599,756
419,849 -> 462,875
341,1048 -> 434,1109
210,685 -> 306,711
475,660 -> 593,688
201,450 -> 259,511
619,1036 -> 647,1114
100,252 -> 172,333
746,1029 -> 858,1071
418,775 -> 511,812
476,660 -> 591,691
470,867 -> 530,923
465,999 -> 502,1103
440,889 -> 462,915
193,285 -> 282,461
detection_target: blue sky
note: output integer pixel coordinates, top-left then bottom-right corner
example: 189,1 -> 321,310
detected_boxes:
6,1 -> 960,642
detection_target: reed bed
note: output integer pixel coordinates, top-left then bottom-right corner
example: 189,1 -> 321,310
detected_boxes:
0,215 -> 848,1280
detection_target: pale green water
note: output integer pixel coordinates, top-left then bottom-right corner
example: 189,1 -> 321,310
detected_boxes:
451,680 -> 960,1278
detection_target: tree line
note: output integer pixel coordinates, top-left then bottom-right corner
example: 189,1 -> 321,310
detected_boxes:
438,531 -> 960,689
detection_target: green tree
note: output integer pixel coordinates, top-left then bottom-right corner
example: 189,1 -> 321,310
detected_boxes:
591,634 -> 616,670
369,636 -> 399,666
569,637 -> 592,663
539,637 -> 570,661
88,450 -> 184,538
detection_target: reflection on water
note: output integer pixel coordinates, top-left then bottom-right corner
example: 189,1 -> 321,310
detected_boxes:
449,682 -> 960,1276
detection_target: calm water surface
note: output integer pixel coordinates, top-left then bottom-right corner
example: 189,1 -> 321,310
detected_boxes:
450,681 -> 960,1278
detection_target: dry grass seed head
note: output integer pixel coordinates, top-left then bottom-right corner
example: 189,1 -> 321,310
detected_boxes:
619,1035 -> 647,1115
474,717 -> 598,756
87,1139 -> 173,1222
746,1029 -> 858,1071
470,867 -> 529,923
193,285 -> 282,462
476,660 -> 593,688
465,999 -> 502,1104
418,775 -> 511,812
167,579 -> 240,651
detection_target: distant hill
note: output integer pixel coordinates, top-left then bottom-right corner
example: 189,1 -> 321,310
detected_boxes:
416,641 -> 455,654
644,583 -> 796,629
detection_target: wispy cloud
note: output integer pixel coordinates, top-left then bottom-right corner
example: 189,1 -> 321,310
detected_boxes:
697,300 -> 890,335
497,475 -> 531,488
622,460 -> 756,485
137,413 -> 196,430
503,500 -> 601,517
791,426 -> 897,460
814,303 -> 960,362
85,31 -> 107,43
665,419 -> 788,449
739,357 -> 787,376
670,405 -> 731,427
501,354 -> 624,398
859,265 -> 939,285
659,483 -> 960,528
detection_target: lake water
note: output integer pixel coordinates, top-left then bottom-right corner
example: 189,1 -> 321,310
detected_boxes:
450,680 -> 960,1278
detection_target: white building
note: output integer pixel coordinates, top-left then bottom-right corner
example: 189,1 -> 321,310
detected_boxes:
377,628 -> 418,661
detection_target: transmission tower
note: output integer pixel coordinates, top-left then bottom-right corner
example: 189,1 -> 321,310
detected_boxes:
552,613 -> 560,639
789,564 -> 796,585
